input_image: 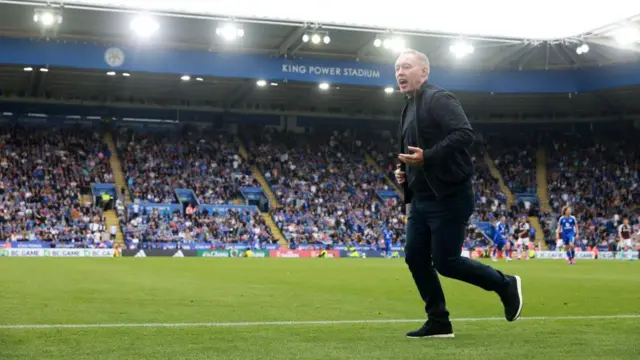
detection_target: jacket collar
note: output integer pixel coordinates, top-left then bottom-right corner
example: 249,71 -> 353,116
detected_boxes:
404,80 -> 429,101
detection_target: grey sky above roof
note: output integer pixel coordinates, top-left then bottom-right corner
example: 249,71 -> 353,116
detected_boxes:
8,0 -> 640,40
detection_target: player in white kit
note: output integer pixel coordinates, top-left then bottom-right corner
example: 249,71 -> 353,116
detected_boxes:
515,216 -> 531,260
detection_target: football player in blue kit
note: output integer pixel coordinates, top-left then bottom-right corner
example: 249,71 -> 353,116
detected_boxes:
557,206 -> 579,264
383,228 -> 394,258
492,215 -> 512,262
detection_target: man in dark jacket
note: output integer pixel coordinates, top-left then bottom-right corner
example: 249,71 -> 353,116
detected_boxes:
394,49 -> 523,338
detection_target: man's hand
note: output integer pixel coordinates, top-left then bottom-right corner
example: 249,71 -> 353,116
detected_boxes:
394,164 -> 406,184
398,146 -> 424,168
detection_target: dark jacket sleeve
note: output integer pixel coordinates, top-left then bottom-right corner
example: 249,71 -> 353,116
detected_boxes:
422,91 -> 475,163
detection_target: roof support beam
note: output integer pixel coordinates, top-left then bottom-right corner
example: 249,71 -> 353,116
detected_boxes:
587,43 -> 622,63
355,35 -> 378,60
276,25 -> 308,57
551,43 -> 573,67
516,44 -> 540,69
485,43 -> 529,69
544,42 -> 550,69
587,38 -> 640,53
288,25 -> 322,57
561,44 -> 585,67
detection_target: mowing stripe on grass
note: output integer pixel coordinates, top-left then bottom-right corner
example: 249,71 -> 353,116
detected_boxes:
1,314 -> 639,330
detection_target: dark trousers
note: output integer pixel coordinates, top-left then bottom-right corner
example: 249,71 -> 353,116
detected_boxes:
405,185 -> 509,323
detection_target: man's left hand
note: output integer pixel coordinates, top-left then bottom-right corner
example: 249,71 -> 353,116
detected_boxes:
398,146 -> 424,168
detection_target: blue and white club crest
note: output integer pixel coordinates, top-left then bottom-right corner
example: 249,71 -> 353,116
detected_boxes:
104,47 -> 125,68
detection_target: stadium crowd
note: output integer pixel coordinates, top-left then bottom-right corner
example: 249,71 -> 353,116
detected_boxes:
544,132 -> 640,250
244,128 -> 404,249
487,138 -> 537,195
366,133 -> 514,226
117,128 -> 256,205
470,145 -> 514,222
2,123 -> 638,254
0,126 -> 113,247
121,207 -> 275,249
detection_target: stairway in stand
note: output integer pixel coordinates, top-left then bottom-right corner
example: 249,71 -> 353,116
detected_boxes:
103,133 -> 129,204
248,164 -> 281,208
536,147 -> 552,214
364,153 -> 404,201
235,136 -> 287,246
533,147 -> 553,250
485,148 -> 547,250
103,132 -> 127,246
483,150 -> 515,208
104,210 -> 123,244
261,213 -> 287,246
527,216 -> 546,250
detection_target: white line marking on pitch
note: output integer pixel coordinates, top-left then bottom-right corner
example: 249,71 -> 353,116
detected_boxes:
0,314 -> 638,330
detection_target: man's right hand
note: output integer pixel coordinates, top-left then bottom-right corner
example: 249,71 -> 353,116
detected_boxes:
394,164 -> 406,184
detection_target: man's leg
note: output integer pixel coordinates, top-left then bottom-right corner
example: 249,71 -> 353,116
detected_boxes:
404,200 -> 455,338
425,187 -> 523,321
429,215 -> 509,293
404,200 -> 449,324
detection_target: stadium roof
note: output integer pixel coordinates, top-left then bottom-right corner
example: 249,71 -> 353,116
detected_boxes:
1,1 -> 639,71
1,65 -> 638,121
0,1 -> 639,120
7,0 -> 640,40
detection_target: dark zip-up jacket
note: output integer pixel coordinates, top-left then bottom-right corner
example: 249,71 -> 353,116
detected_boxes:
398,81 -> 475,205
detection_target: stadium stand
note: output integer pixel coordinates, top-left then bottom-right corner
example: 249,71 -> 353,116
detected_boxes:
544,131 -> 640,250
487,138 -> 537,195
1,121 -> 637,254
243,127 -> 404,249
471,145 -> 510,222
116,128 -> 256,205
364,132 -> 515,228
0,126 -> 114,247
110,126 -> 280,249
121,206 -> 275,249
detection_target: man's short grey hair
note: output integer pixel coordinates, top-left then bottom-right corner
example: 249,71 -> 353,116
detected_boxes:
399,48 -> 430,72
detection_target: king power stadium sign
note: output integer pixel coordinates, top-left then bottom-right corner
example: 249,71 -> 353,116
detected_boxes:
3,37 -> 640,93
281,64 -> 381,78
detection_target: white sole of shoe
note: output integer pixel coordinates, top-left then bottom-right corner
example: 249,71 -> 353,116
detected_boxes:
512,275 -> 523,321
407,333 -> 455,339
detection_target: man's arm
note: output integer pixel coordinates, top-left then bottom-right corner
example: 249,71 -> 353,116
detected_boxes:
422,91 -> 475,163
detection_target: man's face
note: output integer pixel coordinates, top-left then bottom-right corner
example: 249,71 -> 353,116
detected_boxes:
395,53 -> 427,94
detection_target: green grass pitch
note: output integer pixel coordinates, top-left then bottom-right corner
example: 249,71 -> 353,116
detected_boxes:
0,258 -> 638,360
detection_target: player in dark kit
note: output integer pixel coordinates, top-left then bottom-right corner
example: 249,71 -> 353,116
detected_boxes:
393,49 -> 523,339
618,218 -> 634,261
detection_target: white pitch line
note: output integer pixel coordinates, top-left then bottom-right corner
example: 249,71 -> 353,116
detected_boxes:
0,314 -> 639,330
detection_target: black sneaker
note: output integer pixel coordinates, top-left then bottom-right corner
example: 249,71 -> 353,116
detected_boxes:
406,321 -> 455,339
500,275 -> 523,322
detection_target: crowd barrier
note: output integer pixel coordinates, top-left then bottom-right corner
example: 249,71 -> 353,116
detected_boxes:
1,248 -> 115,257
2,249 -> 637,259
